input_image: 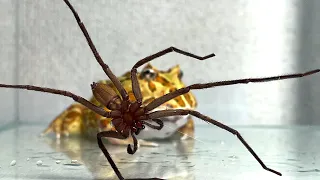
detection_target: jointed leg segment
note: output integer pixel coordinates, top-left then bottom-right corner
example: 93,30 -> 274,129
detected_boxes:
145,69 -> 320,111
127,132 -> 138,154
133,47 -> 216,69
0,84 -> 110,118
97,131 -> 161,180
130,46 -> 216,104
146,109 -> 282,176
97,131 -> 127,180
142,119 -> 164,130
63,0 -> 129,101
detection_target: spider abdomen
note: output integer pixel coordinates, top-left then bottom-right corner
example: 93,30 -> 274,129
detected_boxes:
91,82 -> 121,110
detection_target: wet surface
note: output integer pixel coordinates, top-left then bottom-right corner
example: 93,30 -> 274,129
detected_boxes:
0,124 -> 319,180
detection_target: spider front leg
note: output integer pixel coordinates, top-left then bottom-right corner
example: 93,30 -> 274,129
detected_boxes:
63,0 -> 129,101
97,131 -> 128,180
146,109 -> 282,176
97,131 -> 164,180
144,69 -> 320,111
130,47 -> 215,102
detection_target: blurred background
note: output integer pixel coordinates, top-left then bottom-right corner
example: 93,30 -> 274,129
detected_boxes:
1,0 -> 320,127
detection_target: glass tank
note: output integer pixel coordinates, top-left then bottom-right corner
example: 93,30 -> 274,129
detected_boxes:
0,0 -> 320,180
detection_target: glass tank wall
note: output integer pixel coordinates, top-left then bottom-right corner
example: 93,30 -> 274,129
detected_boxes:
0,0 -> 320,179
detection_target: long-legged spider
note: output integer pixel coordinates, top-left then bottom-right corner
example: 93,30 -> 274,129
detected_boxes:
1,0 -> 319,179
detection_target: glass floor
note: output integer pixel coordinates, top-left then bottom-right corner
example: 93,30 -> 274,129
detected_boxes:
0,123 -> 319,180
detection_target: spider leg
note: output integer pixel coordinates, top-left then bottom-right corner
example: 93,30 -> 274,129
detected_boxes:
127,132 -> 138,154
142,119 -> 164,130
133,47 -> 215,69
146,109 -> 282,176
0,84 -> 112,118
97,131 -> 127,180
98,131 -> 163,180
62,0 -> 129,101
130,46 -> 215,103
145,69 -> 320,111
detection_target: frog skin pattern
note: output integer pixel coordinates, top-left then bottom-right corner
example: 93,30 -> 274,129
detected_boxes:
42,64 -> 197,146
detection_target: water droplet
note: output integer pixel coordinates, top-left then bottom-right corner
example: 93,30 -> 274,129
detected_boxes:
10,160 -> 16,166
228,155 -> 238,160
298,169 -> 320,173
36,160 -> 43,166
56,160 -> 61,164
71,160 -> 78,163
26,158 -> 30,161
63,163 -> 82,166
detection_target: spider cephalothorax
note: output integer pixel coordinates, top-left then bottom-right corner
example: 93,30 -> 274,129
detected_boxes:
0,0 -> 320,180
91,81 -> 163,154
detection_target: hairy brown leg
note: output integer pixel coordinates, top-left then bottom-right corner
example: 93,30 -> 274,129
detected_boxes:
142,119 -> 164,130
98,131 -> 163,180
130,47 -> 215,103
62,0 -> 129,100
145,69 -> 320,111
0,84 -> 111,118
134,47 -> 216,69
146,109 -> 282,176
97,131 -> 128,180
127,133 -> 138,154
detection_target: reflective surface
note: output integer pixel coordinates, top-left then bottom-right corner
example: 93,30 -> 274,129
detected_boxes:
0,123 -> 319,180
1,0 -> 320,126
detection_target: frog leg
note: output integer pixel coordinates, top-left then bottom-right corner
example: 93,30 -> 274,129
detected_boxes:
41,103 -> 85,138
175,116 -> 195,140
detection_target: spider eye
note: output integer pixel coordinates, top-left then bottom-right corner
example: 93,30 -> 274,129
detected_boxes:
178,70 -> 183,79
140,68 -> 157,80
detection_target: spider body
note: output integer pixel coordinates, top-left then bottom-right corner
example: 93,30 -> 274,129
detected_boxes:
92,81 -> 147,151
1,0 -> 320,179
92,81 -> 144,134
91,80 -> 164,154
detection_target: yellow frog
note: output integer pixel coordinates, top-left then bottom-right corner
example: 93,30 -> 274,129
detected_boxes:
42,64 -> 197,146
